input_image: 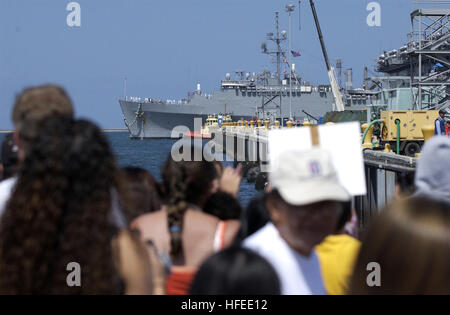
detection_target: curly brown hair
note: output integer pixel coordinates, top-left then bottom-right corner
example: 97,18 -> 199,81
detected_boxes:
0,117 -> 123,294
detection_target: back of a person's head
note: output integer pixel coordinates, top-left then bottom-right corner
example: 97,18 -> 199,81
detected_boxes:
203,191 -> 242,221
0,133 -> 19,180
239,193 -> 270,239
335,201 -> 352,233
349,197 -> 450,294
13,85 -> 74,140
190,247 -> 280,295
120,166 -> 162,222
162,152 -> 217,207
414,136 -> 450,204
161,147 -> 217,257
0,117 -> 121,294
396,171 -> 415,198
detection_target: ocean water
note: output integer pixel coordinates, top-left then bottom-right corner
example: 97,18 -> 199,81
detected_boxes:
0,132 -> 258,207
107,132 -> 258,207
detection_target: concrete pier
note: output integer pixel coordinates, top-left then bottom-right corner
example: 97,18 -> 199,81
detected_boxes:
0,129 -> 129,133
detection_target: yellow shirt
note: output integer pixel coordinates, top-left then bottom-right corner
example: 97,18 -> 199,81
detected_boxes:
315,234 -> 361,295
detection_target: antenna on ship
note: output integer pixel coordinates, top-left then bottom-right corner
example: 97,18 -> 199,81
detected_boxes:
275,12 -> 281,83
298,0 -> 302,30
123,77 -> 128,101
262,12 -> 287,84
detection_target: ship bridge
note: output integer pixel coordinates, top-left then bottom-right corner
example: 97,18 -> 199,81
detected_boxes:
221,80 -> 253,88
221,79 -> 316,95
221,69 -> 316,95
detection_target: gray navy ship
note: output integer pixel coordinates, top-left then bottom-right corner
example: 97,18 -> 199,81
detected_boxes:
119,11 -> 339,139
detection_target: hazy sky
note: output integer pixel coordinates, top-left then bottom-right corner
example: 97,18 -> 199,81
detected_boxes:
0,0 -> 440,129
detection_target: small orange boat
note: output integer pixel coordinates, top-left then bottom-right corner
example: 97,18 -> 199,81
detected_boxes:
184,131 -> 211,139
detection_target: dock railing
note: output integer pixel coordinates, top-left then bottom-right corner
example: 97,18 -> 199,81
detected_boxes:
213,124 -> 417,229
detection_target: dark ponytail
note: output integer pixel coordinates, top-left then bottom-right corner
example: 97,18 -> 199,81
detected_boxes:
162,151 -> 217,258
165,161 -> 189,257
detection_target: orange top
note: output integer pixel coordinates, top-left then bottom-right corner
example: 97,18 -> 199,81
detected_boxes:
166,267 -> 196,295
165,221 -> 227,295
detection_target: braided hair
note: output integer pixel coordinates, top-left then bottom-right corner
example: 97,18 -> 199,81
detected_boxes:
161,150 -> 217,258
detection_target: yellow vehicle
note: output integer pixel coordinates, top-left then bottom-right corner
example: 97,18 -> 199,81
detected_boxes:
365,110 -> 440,156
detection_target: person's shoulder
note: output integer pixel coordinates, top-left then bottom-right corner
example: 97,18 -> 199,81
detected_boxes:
0,177 -> 17,191
184,209 -> 222,240
186,208 -> 220,225
243,223 -> 277,249
0,177 -> 18,218
131,208 -> 166,231
0,177 -> 17,203
316,234 -> 361,256
331,234 -> 361,247
224,218 -> 240,233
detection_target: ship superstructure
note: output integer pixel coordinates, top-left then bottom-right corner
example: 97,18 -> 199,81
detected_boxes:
120,5 -> 450,138
119,11 -> 336,138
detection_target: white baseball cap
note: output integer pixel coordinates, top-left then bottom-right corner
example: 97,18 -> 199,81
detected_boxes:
269,148 -> 350,206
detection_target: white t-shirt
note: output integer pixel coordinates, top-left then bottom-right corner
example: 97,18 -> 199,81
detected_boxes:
243,222 -> 327,295
436,119 -> 443,135
0,177 -> 17,218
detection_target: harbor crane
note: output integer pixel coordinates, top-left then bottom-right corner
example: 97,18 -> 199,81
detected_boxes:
309,0 -> 345,112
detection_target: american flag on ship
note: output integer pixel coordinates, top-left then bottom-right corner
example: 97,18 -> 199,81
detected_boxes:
291,50 -> 301,57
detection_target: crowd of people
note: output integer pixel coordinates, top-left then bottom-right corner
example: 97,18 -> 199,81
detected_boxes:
0,84 -> 448,295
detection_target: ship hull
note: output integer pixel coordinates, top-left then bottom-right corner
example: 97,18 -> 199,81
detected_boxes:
119,89 -> 338,138
120,101 -> 255,138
